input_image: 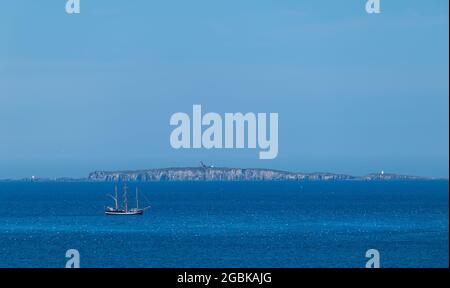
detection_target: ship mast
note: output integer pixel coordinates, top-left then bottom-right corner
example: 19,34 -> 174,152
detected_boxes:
123,184 -> 128,212
114,184 -> 119,210
136,187 -> 139,209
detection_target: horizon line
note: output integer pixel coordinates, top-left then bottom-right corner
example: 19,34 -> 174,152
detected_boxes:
1,165 -> 448,181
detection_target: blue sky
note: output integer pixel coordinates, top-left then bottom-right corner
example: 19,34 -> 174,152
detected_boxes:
0,0 -> 448,178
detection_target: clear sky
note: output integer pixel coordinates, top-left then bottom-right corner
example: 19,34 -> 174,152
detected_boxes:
0,0 -> 448,178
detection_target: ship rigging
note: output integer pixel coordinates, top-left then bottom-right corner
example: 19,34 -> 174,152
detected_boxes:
105,184 -> 150,215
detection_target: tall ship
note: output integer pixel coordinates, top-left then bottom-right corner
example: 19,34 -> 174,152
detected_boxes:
105,184 -> 149,215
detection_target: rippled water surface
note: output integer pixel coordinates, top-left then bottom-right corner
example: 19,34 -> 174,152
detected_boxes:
0,181 -> 447,267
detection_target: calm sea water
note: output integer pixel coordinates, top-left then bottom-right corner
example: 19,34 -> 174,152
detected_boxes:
0,181 -> 447,268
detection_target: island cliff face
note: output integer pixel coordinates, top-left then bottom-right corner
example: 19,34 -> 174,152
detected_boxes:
87,167 -> 427,182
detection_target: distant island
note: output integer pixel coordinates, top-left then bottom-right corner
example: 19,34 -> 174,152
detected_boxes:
2,166 -> 438,182
86,167 -> 432,182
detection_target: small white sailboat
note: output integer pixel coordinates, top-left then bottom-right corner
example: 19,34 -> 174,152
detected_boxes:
105,184 -> 149,215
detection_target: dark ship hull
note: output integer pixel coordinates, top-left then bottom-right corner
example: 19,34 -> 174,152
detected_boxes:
105,208 -> 144,215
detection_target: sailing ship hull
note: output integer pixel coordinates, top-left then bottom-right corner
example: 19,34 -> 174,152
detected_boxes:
105,209 -> 144,215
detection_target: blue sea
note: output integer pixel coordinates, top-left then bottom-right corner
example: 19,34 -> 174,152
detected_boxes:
0,181 -> 448,268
